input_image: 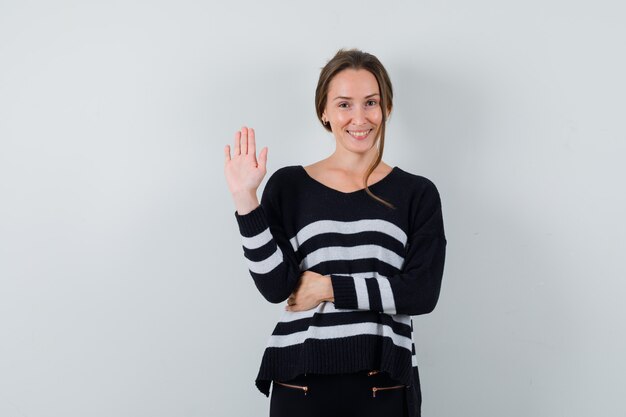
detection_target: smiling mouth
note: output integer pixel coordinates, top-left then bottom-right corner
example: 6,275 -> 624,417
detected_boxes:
347,129 -> 373,139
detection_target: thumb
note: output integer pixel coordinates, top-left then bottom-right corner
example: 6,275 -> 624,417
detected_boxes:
258,147 -> 268,171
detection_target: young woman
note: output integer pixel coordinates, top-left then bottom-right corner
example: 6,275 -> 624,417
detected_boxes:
223,49 -> 447,417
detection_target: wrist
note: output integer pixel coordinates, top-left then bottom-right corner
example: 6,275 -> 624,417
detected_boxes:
232,190 -> 259,215
319,275 -> 335,303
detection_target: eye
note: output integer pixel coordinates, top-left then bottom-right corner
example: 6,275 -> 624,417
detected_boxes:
338,102 -> 349,108
367,100 -> 378,106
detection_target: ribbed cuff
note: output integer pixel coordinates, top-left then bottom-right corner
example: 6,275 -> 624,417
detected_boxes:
330,274 -> 358,309
234,205 -> 268,236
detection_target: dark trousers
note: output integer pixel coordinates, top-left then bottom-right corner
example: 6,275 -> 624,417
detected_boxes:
269,369 -> 409,417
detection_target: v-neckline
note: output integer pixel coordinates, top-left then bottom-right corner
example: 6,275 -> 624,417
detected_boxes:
298,165 -> 398,195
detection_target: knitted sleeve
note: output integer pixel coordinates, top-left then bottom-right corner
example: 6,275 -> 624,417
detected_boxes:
233,172 -> 302,304
330,179 -> 447,316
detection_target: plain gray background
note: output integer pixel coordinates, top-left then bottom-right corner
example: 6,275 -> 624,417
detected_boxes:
1,0 -> 625,416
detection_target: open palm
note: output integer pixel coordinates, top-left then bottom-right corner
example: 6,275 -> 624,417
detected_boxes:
224,126 -> 268,195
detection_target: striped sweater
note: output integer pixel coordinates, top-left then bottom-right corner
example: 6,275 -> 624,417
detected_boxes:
234,165 -> 447,417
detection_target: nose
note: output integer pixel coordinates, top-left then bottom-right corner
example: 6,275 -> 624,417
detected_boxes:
352,105 -> 367,125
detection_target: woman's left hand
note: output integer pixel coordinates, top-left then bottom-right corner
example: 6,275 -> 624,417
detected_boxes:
285,271 -> 334,312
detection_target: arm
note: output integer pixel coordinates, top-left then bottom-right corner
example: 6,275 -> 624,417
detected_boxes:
225,126 -> 302,304
234,172 -> 302,304
329,180 -> 447,316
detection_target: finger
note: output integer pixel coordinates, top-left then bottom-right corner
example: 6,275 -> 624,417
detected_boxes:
258,146 -> 267,172
224,145 -> 230,162
249,127 -> 256,163
241,126 -> 248,155
234,130 -> 241,155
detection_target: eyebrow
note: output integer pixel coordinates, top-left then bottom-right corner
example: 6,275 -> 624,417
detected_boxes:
332,93 -> 380,101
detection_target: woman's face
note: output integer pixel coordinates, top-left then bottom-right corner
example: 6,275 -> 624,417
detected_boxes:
322,68 -> 383,155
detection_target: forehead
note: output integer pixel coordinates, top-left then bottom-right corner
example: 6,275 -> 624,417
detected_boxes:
328,69 -> 379,96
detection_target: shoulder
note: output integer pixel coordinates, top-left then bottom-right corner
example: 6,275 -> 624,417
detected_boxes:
261,165 -> 303,198
265,165 -> 301,187
395,168 -> 446,236
394,167 -> 442,198
271,165 -> 302,178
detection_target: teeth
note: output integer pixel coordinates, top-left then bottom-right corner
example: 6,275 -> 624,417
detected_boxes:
348,130 -> 370,137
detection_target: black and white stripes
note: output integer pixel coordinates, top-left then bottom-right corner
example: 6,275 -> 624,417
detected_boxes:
233,165 -> 446,417
240,227 -> 283,274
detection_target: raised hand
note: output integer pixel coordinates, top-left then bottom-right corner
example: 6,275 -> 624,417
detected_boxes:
224,126 -> 268,214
